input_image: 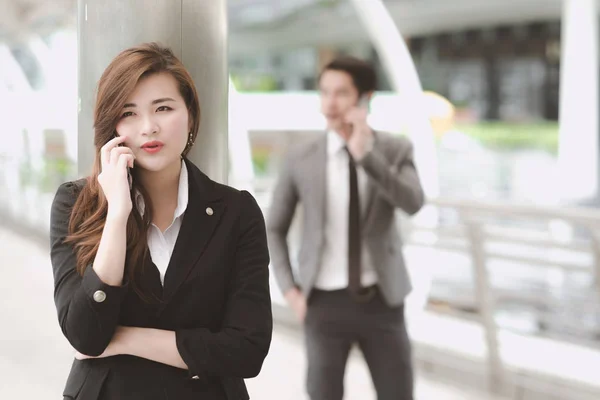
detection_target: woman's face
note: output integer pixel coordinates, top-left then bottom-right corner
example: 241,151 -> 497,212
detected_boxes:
115,72 -> 190,173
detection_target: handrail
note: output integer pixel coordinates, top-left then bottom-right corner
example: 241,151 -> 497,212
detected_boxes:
428,197 -> 600,226
401,197 -> 600,392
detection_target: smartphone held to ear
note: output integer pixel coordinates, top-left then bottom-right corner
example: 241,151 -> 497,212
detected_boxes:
126,162 -> 133,191
114,133 -> 133,190
358,94 -> 370,111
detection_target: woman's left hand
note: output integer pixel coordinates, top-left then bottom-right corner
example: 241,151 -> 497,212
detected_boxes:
75,326 -> 129,360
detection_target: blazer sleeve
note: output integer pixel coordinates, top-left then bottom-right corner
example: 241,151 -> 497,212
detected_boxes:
175,190 -> 273,379
50,181 -> 129,356
265,152 -> 299,295
358,136 -> 425,215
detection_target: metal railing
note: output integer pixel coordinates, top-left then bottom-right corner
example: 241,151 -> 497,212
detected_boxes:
403,197 -> 600,392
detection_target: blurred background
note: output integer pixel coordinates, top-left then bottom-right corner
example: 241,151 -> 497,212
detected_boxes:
1,0 -> 600,399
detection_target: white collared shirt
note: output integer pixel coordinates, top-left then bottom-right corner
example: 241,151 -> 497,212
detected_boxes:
136,160 -> 189,285
314,131 -> 378,290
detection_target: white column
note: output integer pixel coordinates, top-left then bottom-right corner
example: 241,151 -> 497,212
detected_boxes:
348,0 -> 439,321
228,77 -> 256,193
181,0 -> 228,184
348,0 -> 439,200
558,0 -> 599,201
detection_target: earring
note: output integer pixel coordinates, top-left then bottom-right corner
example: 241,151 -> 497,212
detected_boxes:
182,132 -> 194,159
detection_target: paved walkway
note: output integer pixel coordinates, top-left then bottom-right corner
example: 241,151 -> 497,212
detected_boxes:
0,225 -> 507,399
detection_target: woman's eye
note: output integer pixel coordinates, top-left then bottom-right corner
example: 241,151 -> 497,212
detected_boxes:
156,106 -> 172,112
121,111 -> 134,118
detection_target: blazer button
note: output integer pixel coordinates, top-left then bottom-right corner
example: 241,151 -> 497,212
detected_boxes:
205,207 -> 213,216
93,290 -> 106,303
191,375 -> 200,380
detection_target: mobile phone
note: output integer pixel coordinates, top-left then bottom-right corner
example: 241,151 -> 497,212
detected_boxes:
343,95 -> 370,138
358,94 -> 370,112
114,133 -> 133,190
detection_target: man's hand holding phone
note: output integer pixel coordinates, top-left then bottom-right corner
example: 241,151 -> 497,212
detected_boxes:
345,95 -> 374,161
98,135 -> 135,221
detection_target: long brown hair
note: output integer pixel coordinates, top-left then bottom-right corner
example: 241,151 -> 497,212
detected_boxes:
65,43 -> 201,300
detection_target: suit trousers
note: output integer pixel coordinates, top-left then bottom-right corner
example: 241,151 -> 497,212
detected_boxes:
304,287 -> 414,400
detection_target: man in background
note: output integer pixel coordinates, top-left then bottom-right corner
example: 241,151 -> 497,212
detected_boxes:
267,56 -> 425,400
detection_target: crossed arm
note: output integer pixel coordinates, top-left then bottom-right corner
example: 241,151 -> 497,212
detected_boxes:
75,326 -> 186,369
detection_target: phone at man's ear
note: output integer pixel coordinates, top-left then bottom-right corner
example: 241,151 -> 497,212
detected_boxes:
358,94 -> 370,112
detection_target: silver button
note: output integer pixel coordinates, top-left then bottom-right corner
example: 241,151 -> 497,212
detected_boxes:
93,290 -> 106,303
205,207 -> 213,216
191,375 -> 200,380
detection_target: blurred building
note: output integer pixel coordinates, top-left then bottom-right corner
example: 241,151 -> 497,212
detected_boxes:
0,0 -> 584,125
0,0 -> 595,212
229,0 -> 564,123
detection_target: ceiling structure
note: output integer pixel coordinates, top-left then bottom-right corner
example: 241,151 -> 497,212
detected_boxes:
228,0 -> 566,55
0,0 -> 572,50
0,0 -> 76,44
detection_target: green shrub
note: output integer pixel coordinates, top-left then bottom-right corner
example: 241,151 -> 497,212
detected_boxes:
453,122 -> 559,153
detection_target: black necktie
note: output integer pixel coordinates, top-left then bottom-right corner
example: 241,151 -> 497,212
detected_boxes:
345,147 -> 362,295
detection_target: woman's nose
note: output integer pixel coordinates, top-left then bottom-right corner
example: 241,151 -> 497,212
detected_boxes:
140,115 -> 159,135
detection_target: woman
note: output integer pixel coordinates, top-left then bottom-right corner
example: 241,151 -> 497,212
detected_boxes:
50,42 -> 272,399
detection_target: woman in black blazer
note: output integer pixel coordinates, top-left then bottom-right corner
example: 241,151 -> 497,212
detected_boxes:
50,43 -> 272,399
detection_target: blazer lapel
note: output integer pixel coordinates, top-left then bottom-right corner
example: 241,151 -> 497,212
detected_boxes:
361,132 -> 380,229
161,159 -> 225,302
312,135 -> 327,232
140,258 -> 164,300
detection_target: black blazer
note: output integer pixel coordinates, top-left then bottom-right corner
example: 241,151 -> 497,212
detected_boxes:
50,159 -> 272,400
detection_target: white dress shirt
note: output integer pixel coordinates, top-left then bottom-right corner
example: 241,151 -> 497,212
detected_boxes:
314,131 -> 378,290
135,160 -> 189,285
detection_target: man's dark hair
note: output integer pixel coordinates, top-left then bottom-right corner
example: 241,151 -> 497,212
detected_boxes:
320,56 -> 378,95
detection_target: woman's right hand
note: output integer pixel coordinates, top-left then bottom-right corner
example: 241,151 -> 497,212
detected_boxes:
98,136 -> 135,221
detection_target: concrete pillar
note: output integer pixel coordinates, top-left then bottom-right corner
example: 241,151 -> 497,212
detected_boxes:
558,0 -> 599,201
77,0 -> 228,183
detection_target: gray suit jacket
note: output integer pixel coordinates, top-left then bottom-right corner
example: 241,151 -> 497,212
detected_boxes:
266,131 -> 425,306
